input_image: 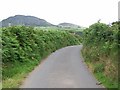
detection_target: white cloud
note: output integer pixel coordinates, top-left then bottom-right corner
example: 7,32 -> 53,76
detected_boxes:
0,0 -> 119,27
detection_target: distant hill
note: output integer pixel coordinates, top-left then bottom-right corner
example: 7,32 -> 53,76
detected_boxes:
1,15 -> 54,27
58,22 -> 81,28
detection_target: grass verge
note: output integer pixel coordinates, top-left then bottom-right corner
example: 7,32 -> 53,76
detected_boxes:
2,59 -> 40,88
85,61 -> 118,89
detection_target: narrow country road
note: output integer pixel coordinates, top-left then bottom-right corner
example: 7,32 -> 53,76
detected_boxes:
20,45 -> 104,88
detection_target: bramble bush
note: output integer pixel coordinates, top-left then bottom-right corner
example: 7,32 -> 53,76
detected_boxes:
82,21 -> 119,87
2,26 -> 81,80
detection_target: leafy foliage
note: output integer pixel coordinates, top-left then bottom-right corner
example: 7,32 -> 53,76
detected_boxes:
2,26 -> 81,81
82,22 -> 119,88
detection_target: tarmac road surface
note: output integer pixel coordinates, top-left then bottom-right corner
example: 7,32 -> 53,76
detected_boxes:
20,45 -> 104,88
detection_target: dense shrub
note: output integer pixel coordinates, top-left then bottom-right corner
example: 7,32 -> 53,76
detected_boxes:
82,22 -> 119,85
2,26 -> 81,80
2,26 -> 81,64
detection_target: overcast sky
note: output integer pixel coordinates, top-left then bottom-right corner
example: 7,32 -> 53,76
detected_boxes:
0,0 -> 119,27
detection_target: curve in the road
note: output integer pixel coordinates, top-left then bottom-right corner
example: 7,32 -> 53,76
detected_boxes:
20,45 -> 104,88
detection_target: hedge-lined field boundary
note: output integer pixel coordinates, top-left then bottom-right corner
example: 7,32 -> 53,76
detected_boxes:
82,22 -> 119,88
2,26 -> 81,88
